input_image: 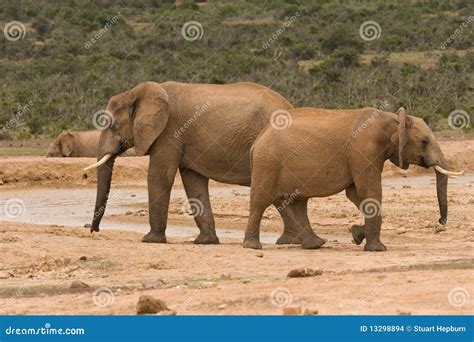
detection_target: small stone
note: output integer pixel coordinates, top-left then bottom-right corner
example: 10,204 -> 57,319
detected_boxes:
287,268 -> 323,278
402,185 -> 411,189
0,271 -> 10,279
125,211 -> 133,215
156,310 -> 177,316
84,223 -> 91,228
398,311 -> 411,315
69,280 -> 90,289
79,256 -> 87,261
433,225 -> 447,234
200,281 -> 217,289
137,295 -> 169,315
303,308 -> 319,315
283,306 -> 302,315
255,252 -> 264,258
218,304 -> 227,310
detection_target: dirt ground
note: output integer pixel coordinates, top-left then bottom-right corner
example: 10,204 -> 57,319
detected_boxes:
0,139 -> 473,315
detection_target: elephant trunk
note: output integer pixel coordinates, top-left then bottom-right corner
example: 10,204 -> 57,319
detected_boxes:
90,154 -> 117,232
435,170 -> 448,225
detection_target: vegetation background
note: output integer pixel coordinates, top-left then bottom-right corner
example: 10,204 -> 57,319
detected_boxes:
0,0 -> 472,140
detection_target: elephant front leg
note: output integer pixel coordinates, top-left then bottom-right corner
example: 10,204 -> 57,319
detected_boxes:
180,168 -> 219,244
345,184 -> 366,245
142,156 -> 179,244
353,171 -> 386,252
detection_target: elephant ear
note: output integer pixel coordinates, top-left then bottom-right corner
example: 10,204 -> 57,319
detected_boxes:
397,107 -> 411,167
129,82 -> 170,156
60,131 -> 74,157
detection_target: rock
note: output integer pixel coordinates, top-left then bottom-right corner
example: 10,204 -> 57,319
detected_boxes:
287,268 -> 323,278
283,306 -> 302,315
156,310 -> 177,316
125,211 -> 133,215
433,225 -> 447,234
200,281 -> 217,289
137,295 -> 169,315
69,280 -> 90,289
402,185 -> 411,189
0,271 -> 11,279
218,304 -> 227,310
79,256 -> 87,261
255,252 -> 264,258
303,308 -> 319,315
398,311 -> 411,315
84,223 -> 91,228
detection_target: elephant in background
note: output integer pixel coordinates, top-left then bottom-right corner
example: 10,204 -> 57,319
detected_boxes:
46,130 -> 136,158
84,81 -> 302,244
244,107 -> 463,251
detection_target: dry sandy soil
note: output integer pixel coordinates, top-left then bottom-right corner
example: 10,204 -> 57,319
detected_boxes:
0,139 -> 473,315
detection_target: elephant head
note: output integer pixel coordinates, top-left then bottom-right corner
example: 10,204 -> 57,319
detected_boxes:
84,82 -> 170,232
46,131 -> 74,157
390,108 -> 463,225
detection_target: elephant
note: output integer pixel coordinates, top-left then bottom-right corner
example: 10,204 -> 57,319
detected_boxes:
84,81 -> 305,244
46,130 -> 136,158
243,107 -> 463,251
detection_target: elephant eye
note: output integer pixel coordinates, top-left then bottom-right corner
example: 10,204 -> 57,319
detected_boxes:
421,138 -> 429,146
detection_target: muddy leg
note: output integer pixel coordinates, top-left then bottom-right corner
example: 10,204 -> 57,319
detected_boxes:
243,185 -> 273,250
274,198 -> 302,245
345,184 -> 365,245
353,172 -> 386,252
180,168 -> 219,244
286,199 -> 326,249
142,151 -> 179,243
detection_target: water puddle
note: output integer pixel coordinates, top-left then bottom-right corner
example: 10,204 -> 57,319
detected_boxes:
0,175 -> 472,243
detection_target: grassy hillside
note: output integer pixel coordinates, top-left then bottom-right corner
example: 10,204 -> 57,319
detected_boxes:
0,0 -> 472,139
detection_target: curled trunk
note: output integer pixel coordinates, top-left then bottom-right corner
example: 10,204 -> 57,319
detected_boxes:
91,155 -> 117,232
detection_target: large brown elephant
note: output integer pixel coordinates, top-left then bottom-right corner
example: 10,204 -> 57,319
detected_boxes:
46,130 -> 136,157
84,81 -> 302,244
244,107 -> 463,251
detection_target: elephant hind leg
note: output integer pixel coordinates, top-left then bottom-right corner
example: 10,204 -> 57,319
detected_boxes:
286,199 -> 326,250
274,198 -> 302,245
180,168 -> 219,245
243,185 -> 274,250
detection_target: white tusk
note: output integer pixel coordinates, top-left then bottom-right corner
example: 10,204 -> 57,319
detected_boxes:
83,154 -> 112,171
433,165 -> 464,178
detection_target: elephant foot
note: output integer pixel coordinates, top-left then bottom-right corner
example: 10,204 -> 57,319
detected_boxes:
194,232 -> 219,245
364,239 -> 387,252
142,231 -> 167,243
351,224 -> 365,245
301,234 -> 326,250
243,237 -> 262,250
276,232 -> 301,245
